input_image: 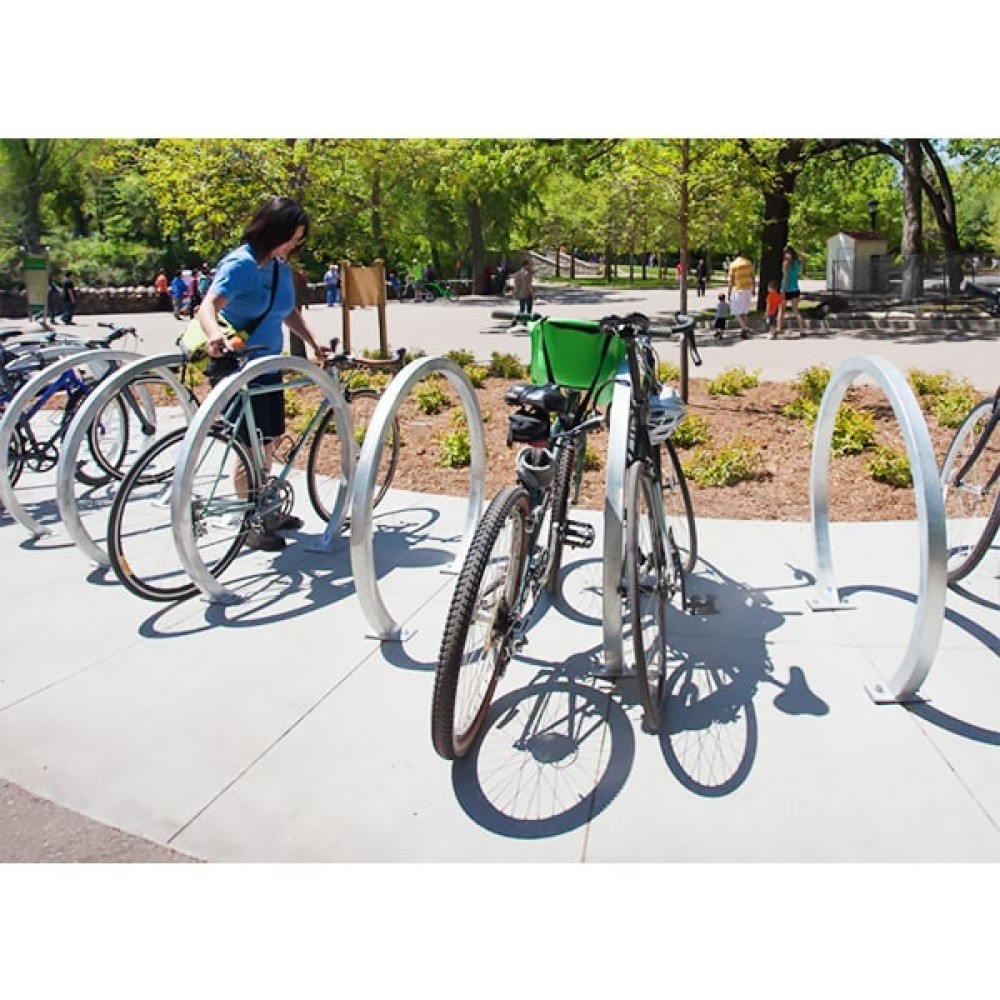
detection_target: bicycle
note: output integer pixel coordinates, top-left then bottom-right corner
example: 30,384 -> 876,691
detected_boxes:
430,310 -> 696,759
940,385 -> 1000,583
106,341 -> 406,603
1,323 -> 146,489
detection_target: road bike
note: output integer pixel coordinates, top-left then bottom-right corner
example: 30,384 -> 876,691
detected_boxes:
106,342 -> 406,603
940,385 -> 1000,583
431,310 -> 696,759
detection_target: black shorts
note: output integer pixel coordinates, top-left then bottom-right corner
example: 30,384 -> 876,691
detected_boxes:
783,289 -> 801,300
208,357 -> 285,444
714,317 -> 727,330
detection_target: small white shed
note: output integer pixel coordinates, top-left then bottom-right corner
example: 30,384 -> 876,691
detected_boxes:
826,231 -> 889,292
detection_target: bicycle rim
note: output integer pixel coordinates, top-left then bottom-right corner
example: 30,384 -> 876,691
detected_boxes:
77,394 -> 129,486
432,486 -> 530,759
941,400 -> 1000,583
626,462 -> 668,733
661,439 -> 697,573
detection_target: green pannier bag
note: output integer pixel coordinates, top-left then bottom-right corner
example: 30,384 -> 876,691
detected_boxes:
528,317 -> 625,406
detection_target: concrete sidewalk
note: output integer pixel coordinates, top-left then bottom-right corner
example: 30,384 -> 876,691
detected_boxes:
1,486 -> 997,862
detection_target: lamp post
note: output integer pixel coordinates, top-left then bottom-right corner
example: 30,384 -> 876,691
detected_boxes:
867,198 -> 879,232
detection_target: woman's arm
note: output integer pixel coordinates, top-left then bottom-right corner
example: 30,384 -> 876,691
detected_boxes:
197,290 -> 233,358
284,307 -> 328,361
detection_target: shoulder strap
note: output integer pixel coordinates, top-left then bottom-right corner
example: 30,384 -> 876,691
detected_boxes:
243,260 -> 280,336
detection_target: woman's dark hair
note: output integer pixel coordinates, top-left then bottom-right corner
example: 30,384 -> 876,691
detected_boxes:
783,244 -> 798,260
243,196 -> 310,262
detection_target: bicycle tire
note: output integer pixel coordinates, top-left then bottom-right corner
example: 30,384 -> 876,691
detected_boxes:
306,388 -> 399,519
76,393 -> 129,487
7,423 -> 25,487
431,485 -> 530,760
661,438 -> 697,573
544,438 -> 577,596
626,461 -> 669,733
941,399 -> 1000,583
107,426 -> 254,602
82,376 -> 164,483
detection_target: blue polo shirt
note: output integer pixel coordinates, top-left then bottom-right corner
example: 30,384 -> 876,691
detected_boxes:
210,244 -> 294,355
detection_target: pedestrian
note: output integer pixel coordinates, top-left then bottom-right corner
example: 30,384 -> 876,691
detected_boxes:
512,259 -> 535,315
154,269 -> 170,311
60,270 -> 77,324
696,258 -> 708,297
779,244 -> 805,336
195,195 -> 328,552
323,262 -> 340,306
713,293 -> 730,339
169,271 -> 187,319
189,267 -> 204,314
764,280 -> 784,338
726,248 -> 755,338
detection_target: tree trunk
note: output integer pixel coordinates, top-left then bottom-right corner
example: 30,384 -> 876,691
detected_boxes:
901,139 -> 923,301
467,200 -> 488,294
759,187 -> 791,311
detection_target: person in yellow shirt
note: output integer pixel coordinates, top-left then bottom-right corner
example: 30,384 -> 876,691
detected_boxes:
727,249 -> 755,338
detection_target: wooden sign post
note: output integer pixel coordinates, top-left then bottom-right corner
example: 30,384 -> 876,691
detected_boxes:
341,259 -> 388,356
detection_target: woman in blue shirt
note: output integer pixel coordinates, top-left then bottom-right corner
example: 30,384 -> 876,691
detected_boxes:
196,195 -> 328,551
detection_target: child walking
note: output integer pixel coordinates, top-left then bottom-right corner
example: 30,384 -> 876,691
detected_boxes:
713,293 -> 730,339
765,281 -> 784,338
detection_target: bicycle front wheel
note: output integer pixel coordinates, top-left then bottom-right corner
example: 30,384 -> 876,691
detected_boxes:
432,485 -> 530,760
626,461 -> 669,733
661,439 -> 697,573
306,389 -> 400,520
107,426 -> 254,602
544,438 -> 577,596
76,393 -> 129,486
941,399 -> 1000,583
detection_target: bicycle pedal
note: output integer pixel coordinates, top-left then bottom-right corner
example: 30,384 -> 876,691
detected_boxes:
563,519 -> 595,549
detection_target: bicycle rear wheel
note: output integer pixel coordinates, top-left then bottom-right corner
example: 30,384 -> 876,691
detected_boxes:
625,461 -> 669,733
432,485 -> 530,760
306,388 -> 399,520
941,399 -> 1000,583
76,393 -> 129,487
107,426 -> 254,602
661,439 -> 697,573
7,423 -> 25,487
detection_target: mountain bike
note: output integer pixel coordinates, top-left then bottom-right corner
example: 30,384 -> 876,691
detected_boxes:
940,385 -> 1000,583
431,310 -> 696,759
106,342 -> 406,603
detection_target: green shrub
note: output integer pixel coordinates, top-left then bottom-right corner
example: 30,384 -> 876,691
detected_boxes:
284,394 -> 304,419
867,446 -> 912,488
445,348 -> 476,369
489,352 -> 527,379
931,385 -> 981,429
707,366 -> 761,396
465,364 -> 489,388
439,428 -> 471,468
339,369 -> 373,391
830,404 -> 875,456
790,365 -> 832,404
671,414 -> 711,448
907,368 -> 958,398
414,382 -> 451,415
682,439 -> 766,487
657,360 -> 681,384
583,444 -> 602,471
404,348 -> 427,365
782,396 -> 819,422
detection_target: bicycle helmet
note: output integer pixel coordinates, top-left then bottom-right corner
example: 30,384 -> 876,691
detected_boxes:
516,447 -> 555,491
646,387 -> 685,444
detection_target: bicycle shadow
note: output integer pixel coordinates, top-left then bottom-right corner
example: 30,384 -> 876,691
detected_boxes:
450,651 -> 636,840
134,502 -> 462,638
655,556 -> 828,796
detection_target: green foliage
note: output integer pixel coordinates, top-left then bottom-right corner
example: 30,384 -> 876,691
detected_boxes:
782,396 -> 820,422
830,405 -> 876,456
907,368 -> 959,398
867,446 -> 912,488
339,370 -> 373,391
445,348 -> 476,368
414,382 -> 451,415
682,439 -> 766,487
791,365 -> 832,404
583,444 -> 602,471
404,348 -> 427,365
438,428 -> 471,468
671,414 -> 711,448
930,385 -> 981,429
657,360 -> 681,383
707,366 -> 761,396
489,352 -> 526,379
465,365 -> 489,388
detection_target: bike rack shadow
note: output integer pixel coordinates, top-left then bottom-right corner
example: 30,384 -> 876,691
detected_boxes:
450,652 -> 635,840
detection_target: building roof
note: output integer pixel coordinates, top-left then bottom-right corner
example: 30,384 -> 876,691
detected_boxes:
835,230 -> 886,242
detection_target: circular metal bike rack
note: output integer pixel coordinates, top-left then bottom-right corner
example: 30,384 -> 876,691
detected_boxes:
810,355 -> 946,704
171,355 -> 353,604
56,352 -> 197,566
0,347 -> 142,538
601,361 -> 633,675
349,356 -> 486,639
